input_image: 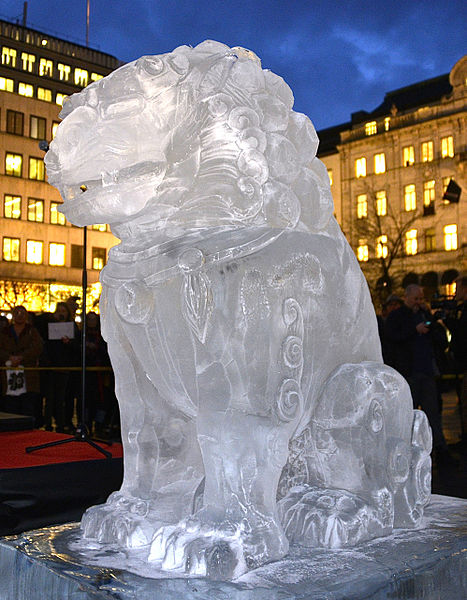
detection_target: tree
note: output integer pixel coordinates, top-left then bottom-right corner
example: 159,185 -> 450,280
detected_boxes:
0,280 -> 49,312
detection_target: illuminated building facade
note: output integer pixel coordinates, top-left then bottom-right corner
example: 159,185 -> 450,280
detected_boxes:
0,19 -> 122,312
319,56 -> 466,298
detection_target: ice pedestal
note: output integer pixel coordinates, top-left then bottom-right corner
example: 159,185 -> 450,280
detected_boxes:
0,495 -> 465,600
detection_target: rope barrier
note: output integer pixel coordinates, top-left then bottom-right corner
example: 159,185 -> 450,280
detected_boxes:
0,366 -> 112,371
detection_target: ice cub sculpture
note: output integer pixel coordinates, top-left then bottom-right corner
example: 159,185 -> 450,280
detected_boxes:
44,41 -> 432,579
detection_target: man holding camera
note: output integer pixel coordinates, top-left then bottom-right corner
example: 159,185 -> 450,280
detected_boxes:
384,284 -> 452,463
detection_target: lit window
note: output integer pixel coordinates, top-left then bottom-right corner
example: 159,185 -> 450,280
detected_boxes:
0,77 -> 14,92
50,202 -> 66,225
355,157 -> 366,178
425,228 -> 436,252
2,47 -> 17,67
5,153 -> 22,177
57,63 -> 71,81
92,224 -> 107,232
37,87 -> 52,102
444,224 -> 458,251
405,229 -> 418,255
18,82 -> 33,97
376,190 -> 387,216
74,68 -> 89,87
365,121 -> 377,136
26,240 -> 43,264
374,152 -> 386,174
376,235 -> 388,259
49,243 -> 66,266
357,240 -> 369,262
4,195 -> 21,219
423,180 -> 435,206
21,52 -> 35,72
327,169 -> 333,186
384,117 -> 390,131
3,237 -> 20,262
27,198 -> 44,222
442,176 -> 452,196
441,136 -> 454,158
91,72 -> 103,82
421,141 -> 433,162
402,145 -> 414,166
92,247 -> 106,270
6,110 -> 24,135
52,122 -> 60,138
404,184 -> 416,211
39,58 -> 53,77
29,157 -> 45,181
56,93 -> 67,106
30,116 -> 46,140
357,194 -> 368,218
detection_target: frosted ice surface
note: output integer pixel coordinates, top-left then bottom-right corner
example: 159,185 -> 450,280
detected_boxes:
44,40 -> 432,580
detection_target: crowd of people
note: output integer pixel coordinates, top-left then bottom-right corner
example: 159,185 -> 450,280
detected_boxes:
0,296 -> 119,439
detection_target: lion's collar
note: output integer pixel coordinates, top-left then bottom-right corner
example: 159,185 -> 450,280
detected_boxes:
101,226 -> 287,288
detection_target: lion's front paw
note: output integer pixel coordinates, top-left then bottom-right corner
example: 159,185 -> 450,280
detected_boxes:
278,486 -> 393,548
148,519 -> 248,579
81,492 -> 157,548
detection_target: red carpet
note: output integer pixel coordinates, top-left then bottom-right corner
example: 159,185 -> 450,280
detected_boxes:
0,430 -> 123,469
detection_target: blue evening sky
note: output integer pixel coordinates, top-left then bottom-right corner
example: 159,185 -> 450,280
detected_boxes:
1,0 -> 465,130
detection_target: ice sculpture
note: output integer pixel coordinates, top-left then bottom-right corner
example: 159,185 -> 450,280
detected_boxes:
44,41 -> 432,580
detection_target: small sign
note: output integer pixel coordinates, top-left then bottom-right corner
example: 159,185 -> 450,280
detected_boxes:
6,369 -> 26,396
48,321 -> 75,340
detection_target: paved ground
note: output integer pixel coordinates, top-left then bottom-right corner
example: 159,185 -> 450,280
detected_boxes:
431,385 -> 466,499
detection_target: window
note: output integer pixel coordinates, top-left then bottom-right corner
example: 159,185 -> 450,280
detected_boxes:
52,122 -> 60,138
27,198 -> 44,222
1,47 -> 17,67
404,184 -> 416,211
425,228 -> 436,252
39,58 -> 53,77
403,145 -> 415,166
374,152 -> 386,174
376,190 -> 387,216
92,224 -> 107,232
4,195 -> 21,219
357,240 -> 369,262
384,117 -> 390,131
441,136 -> 454,158
74,68 -> 89,87
92,247 -> 106,270
50,202 -> 66,225
71,244 -> 84,268
355,157 -> 366,178
423,180 -> 435,215
37,87 -> 52,102
357,194 -> 368,218
327,169 -> 333,186
18,82 -> 33,97
57,63 -> 71,81
56,93 -> 67,106
49,242 -> 66,266
443,177 -> 452,193
6,110 -> 24,135
405,229 -> 418,255
29,157 -> 45,181
26,240 -> 43,264
444,225 -> 458,251
5,153 -> 22,177
91,72 -> 103,82
30,116 -> 46,140
3,237 -> 19,262
0,77 -> 14,92
21,52 -> 35,72
365,121 -> 377,136
376,235 -> 388,259
421,141 -> 433,162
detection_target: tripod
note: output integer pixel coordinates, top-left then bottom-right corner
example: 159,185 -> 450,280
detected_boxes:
26,226 -> 112,459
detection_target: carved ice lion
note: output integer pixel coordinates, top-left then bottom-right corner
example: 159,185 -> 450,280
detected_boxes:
45,41 -> 432,579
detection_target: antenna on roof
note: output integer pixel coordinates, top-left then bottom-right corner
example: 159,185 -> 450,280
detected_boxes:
22,2 -> 28,27
86,0 -> 90,47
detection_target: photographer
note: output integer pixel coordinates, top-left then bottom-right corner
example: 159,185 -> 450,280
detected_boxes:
444,276 -> 467,443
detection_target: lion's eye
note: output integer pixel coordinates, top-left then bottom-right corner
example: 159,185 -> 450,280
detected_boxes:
80,185 -> 88,192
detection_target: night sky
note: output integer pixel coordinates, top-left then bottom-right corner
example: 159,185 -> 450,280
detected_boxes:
1,0 -> 465,130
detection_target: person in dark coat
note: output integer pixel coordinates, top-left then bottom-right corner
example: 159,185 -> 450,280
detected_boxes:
384,284 -> 452,463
